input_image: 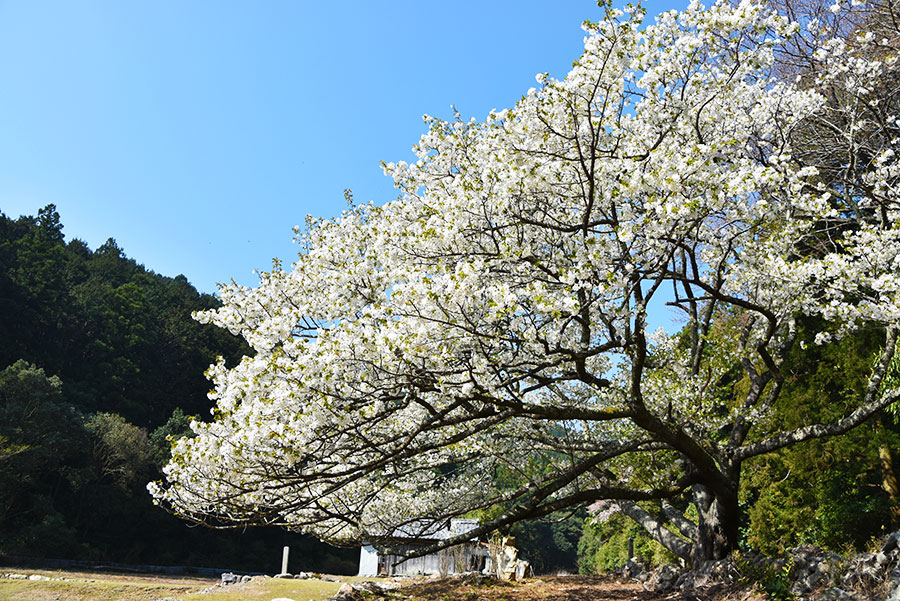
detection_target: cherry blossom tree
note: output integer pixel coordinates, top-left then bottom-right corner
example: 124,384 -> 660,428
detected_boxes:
150,0 -> 900,565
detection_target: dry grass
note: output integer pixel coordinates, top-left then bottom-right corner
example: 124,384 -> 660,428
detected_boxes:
200,576 -> 344,601
0,567 -> 347,601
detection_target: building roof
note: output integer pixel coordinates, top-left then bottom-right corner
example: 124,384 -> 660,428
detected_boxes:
377,518 -> 480,542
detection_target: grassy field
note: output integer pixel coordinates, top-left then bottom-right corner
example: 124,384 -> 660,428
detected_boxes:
0,569 -> 757,601
0,567 -> 349,601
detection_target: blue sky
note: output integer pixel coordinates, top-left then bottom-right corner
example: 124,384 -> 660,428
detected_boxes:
0,0 -> 678,296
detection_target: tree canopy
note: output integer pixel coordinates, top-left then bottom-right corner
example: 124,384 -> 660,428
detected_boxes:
0,205 -> 250,427
152,0 -> 900,566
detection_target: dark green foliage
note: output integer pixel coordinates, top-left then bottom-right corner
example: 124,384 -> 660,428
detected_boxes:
149,408 -> 197,468
734,554 -> 795,601
0,205 -> 250,427
577,513 -> 677,574
510,512 -> 583,574
0,361 -> 89,557
464,435 -> 589,574
0,207 -> 357,574
741,320 -> 900,554
85,412 -> 154,492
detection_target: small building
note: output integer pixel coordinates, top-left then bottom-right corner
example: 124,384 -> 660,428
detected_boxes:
358,518 -> 489,576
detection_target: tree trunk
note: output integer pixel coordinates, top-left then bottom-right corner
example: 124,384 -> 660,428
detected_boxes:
879,446 -> 900,528
876,416 -> 900,528
691,483 -> 739,566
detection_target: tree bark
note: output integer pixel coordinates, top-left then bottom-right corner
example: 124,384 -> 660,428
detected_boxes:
661,500 -> 698,540
617,500 -> 692,561
691,482 -> 739,566
877,417 -> 900,528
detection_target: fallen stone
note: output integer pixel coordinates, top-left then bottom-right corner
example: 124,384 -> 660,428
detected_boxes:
221,572 -> 238,586
622,558 -> 644,580
819,587 -> 860,601
790,580 -> 811,596
674,571 -> 694,591
694,558 -> 738,586
883,532 -> 900,555
333,582 -> 358,600
351,581 -> 384,594
644,564 -> 683,594
805,560 -> 835,589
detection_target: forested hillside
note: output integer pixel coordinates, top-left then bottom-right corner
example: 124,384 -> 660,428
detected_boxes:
0,205 -> 356,573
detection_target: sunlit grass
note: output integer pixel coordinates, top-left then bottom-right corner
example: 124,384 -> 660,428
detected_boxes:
193,576 -> 344,601
0,568 -> 351,601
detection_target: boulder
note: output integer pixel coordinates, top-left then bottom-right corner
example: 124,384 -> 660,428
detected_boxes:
332,582 -> 385,601
351,581 -> 384,594
805,559 -> 835,590
221,572 -> 238,586
790,579 -> 812,596
818,587 -> 860,601
622,558 -> 644,580
882,531 -> 900,555
694,558 -> 738,586
643,564 -> 684,594
331,582 -> 357,601
674,571 -> 694,591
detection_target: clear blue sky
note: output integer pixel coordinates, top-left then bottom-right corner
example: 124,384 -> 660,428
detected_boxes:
0,0 -> 678,296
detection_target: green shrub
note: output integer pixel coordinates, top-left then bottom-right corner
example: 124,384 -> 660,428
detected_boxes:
733,553 -> 794,601
577,513 -> 676,574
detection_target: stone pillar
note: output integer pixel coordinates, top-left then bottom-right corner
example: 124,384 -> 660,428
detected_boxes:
282,546 -> 290,575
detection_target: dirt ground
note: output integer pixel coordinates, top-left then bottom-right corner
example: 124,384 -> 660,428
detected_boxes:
402,576 -> 657,601
0,568 -> 762,601
399,575 -> 761,601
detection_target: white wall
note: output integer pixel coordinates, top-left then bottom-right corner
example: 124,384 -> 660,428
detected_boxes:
358,545 -> 379,576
